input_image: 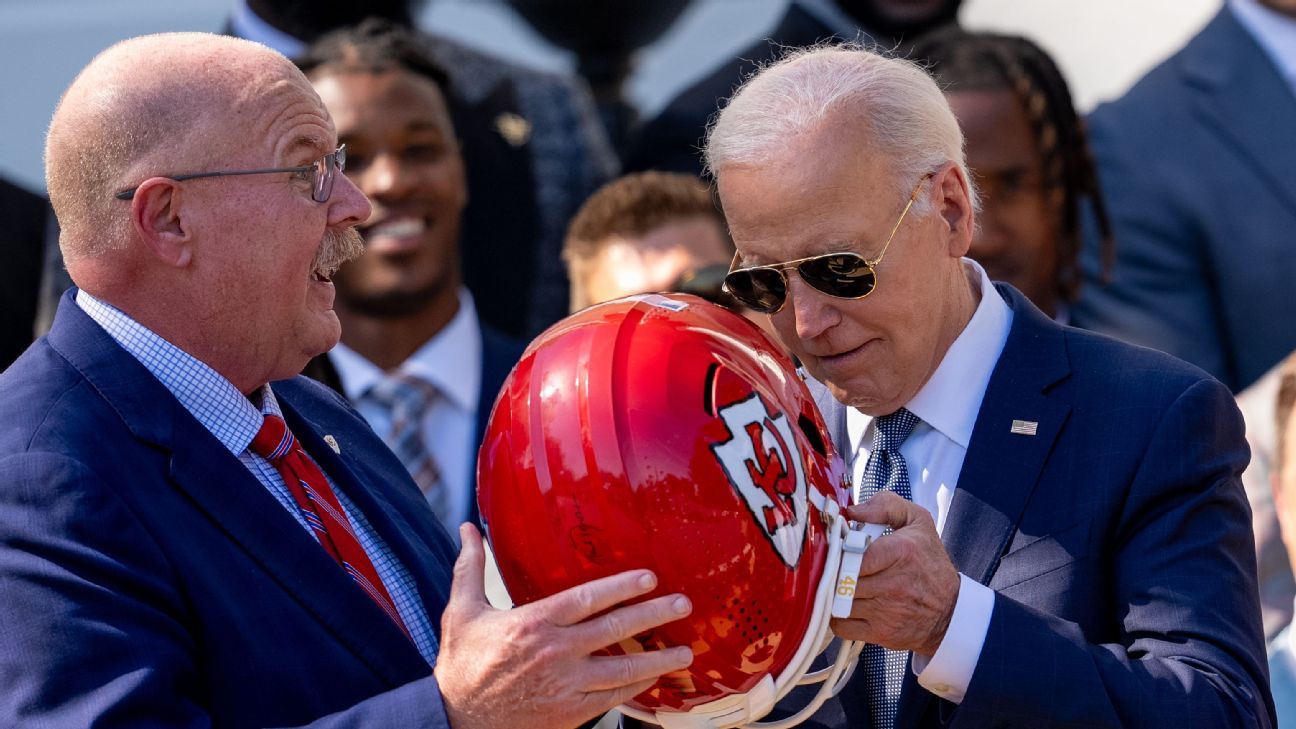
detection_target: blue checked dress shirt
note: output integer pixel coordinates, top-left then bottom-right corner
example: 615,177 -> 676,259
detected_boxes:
76,291 -> 439,664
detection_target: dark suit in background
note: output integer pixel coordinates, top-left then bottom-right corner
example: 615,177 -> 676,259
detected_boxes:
425,37 -> 616,338
0,177 -> 51,370
778,286 -> 1271,727
1074,6 -> 1296,393
0,295 -> 459,727
622,3 -> 839,176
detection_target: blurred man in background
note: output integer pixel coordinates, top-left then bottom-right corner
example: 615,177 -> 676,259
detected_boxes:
563,171 -> 732,311
1268,352 -> 1296,725
297,20 -> 524,539
914,27 -> 1112,322
1075,0 -> 1296,393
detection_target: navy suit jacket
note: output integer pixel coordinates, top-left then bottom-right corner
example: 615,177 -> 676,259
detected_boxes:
0,293 -> 460,727
301,322 -> 525,530
1074,7 -> 1296,392
772,285 -> 1273,727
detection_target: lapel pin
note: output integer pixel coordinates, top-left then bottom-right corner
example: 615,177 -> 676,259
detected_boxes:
494,112 -> 532,148
1010,420 -> 1039,436
323,435 -> 341,454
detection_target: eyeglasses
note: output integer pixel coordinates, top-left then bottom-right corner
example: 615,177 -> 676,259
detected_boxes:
722,174 -> 931,314
113,145 -> 347,203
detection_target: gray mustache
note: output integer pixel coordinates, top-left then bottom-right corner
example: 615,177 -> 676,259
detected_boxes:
312,227 -> 364,278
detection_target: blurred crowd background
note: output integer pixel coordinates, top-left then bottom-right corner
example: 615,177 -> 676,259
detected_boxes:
0,0 -> 1216,193
4,0 -> 1296,718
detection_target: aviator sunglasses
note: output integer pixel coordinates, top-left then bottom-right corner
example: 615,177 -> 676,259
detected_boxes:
723,173 -> 931,314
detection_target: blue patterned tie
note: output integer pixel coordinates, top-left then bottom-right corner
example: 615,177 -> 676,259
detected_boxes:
859,407 -> 921,729
364,373 -> 449,530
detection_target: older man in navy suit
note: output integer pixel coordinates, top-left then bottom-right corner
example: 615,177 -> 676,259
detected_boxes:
0,32 -> 692,727
707,44 -> 1273,728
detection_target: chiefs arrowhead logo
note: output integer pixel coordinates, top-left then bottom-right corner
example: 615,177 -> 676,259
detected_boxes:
710,392 -> 809,568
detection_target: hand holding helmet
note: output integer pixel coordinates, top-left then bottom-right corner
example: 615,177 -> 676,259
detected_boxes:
433,523 -> 695,729
832,493 -> 960,658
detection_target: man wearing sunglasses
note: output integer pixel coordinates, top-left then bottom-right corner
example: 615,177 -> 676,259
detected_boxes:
707,45 -> 1272,727
0,33 -> 692,728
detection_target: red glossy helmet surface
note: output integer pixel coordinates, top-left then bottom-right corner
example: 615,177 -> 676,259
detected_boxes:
478,293 -> 852,721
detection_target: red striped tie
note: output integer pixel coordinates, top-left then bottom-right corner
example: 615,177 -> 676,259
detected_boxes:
251,414 -> 410,638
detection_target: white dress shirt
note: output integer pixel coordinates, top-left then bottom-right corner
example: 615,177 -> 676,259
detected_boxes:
330,288 -> 483,533
1231,0 -> 1296,94
847,259 -> 1012,704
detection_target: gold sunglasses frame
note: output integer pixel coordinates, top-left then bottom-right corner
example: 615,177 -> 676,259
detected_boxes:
723,173 -> 932,313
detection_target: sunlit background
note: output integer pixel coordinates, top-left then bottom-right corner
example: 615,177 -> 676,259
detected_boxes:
0,0 -> 1219,192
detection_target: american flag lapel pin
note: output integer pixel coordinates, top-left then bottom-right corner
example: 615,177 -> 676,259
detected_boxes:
323,435 -> 342,454
1010,420 -> 1039,436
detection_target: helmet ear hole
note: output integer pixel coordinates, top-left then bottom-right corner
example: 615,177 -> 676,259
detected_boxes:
798,412 -> 828,457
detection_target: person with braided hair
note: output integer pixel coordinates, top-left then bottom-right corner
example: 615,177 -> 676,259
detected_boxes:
911,28 -> 1112,322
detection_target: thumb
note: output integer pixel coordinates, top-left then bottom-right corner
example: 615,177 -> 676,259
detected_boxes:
446,523 -> 489,615
845,490 -> 916,529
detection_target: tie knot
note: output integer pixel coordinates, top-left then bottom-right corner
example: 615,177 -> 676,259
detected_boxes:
871,408 -> 920,452
250,414 -> 296,461
365,372 -> 441,414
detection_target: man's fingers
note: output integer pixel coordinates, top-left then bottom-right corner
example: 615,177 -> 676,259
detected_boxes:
829,616 -> 871,643
571,593 -> 693,652
854,535 -> 906,579
581,678 -> 661,716
582,646 -> 694,692
845,490 -> 922,529
539,569 -> 660,626
445,523 -> 488,614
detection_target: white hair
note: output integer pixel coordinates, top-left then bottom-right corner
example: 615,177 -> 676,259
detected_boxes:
704,43 -> 978,213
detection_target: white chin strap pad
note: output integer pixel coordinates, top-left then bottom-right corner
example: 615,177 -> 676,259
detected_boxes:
831,523 -> 886,618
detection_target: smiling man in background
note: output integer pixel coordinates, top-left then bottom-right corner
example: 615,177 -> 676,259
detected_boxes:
297,21 -> 525,539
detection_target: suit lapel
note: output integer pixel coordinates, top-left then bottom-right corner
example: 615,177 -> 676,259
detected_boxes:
49,295 -> 429,685
166,423 -> 429,683
1183,8 -> 1296,214
895,287 -> 1072,729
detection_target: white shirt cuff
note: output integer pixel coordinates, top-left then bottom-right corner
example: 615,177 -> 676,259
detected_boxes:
912,573 -> 994,704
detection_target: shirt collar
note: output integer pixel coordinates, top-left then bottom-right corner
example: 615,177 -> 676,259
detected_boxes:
75,290 -> 270,456
1230,0 -> 1296,92
229,0 -> 307,58
905,260 -> 1013,448
330,288 -> 482,412
846,259 -> 1013,450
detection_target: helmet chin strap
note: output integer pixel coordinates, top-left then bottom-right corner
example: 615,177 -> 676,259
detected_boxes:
620,497 -> 886,729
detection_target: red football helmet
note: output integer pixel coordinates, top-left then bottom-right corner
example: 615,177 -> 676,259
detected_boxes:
478,294 -> 880,728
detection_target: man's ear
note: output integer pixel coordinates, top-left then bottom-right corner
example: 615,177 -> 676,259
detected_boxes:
932,164 -> 975,259
130,178 -> 192,268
